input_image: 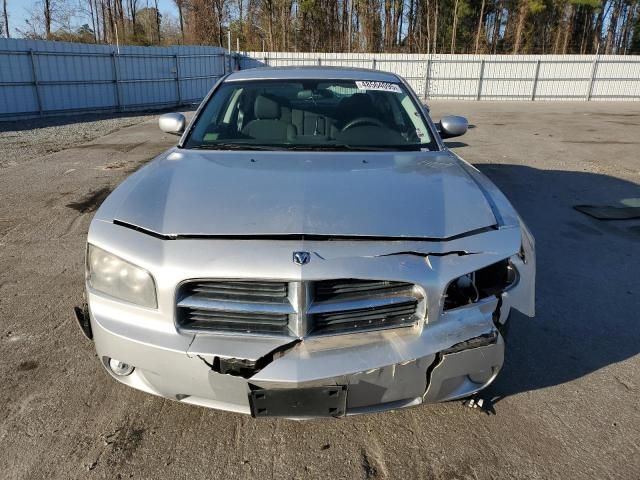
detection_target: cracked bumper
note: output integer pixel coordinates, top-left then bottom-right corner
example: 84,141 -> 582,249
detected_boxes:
90,293 -> 508,417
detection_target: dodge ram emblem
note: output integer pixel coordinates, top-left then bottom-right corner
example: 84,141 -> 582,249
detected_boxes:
293,251 -> 310,265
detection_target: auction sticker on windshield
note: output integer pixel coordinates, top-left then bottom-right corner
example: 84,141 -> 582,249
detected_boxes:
355,81 -> 402,93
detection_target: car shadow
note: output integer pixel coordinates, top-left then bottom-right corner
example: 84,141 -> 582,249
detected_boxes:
444,141 -> 468,149
474,163 -> 640,403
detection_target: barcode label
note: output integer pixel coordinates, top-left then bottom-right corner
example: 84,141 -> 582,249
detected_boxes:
355,81 -> 402,93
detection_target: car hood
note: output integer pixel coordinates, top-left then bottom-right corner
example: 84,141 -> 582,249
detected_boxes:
109,149 -> 497,239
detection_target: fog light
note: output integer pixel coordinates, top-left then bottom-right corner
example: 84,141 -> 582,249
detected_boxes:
108,358 -> 134,376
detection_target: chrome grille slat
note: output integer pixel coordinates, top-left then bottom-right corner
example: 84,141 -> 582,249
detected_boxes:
187,310 -> 289,323
194,285 -> 287,293
178,295 -> 295,314
176,279 -> 423,336
307,295 -> 418,315
314,279 -> 414,301
191,280 -> 288,301
185,318 -> 289,334
314,303 -> 417,324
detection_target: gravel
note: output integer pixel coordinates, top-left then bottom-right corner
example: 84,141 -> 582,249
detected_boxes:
0,113 -> 161,168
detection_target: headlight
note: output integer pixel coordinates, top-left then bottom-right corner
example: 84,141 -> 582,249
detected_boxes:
444,259 -> 518,310
87,244 -> 157,308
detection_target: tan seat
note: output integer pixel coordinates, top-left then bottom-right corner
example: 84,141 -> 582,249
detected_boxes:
242,95 -> 297,142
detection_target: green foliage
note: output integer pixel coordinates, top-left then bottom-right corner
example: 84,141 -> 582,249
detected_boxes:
527,0 -> 547,15
569,0 -> 602,7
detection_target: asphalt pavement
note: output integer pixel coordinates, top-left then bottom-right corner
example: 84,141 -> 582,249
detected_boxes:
0,101 -> 638,479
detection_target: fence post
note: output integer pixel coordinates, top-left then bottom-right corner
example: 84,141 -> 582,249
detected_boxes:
423,58 -> 431,100
174,54 -> 181,106
531,59 -> 541,101
28,49 -> 43,116
476,59 -> 485,101
111,52 -> 122,112
372,58 -> 377,69
586,55 -> 599,101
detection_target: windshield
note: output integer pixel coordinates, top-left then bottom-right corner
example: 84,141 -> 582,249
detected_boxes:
184,79 -> 437,151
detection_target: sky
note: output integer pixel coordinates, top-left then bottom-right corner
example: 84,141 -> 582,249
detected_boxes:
5,0 -> 179,37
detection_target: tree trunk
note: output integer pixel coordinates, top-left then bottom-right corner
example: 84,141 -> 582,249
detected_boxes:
115,0 -> 124,36
561,4 -> 574,54
579,8 -> 589,54
433,0 -> 438,54
154,0 -> 161,43
450,0 -> 459,54
383,0 -> 391,48
44,0 -> 52,37
416,0 -> 422,52
395,0 -> 403,47
348,0 -> 353,52
423,0 -> 430,54
621,0 -> 639,53
592,0 -> 612,52
474,0 -> 486,53
106,0 -> 116,43
268,0 -> 274,50
216,0 -> 224,47
88,0 -> 97,42
407,0 -> 414,51
606,0 -> 622,53
513,1 -> 528,54
100,0 -> 107,42
176,0 -> 184,42
3,0 -> 10,38
130,0 -> 137,34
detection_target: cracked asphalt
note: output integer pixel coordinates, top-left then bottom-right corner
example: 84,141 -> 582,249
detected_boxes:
0,102 -> 639,479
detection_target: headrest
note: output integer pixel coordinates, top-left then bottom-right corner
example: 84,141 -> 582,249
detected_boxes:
254,95 -> 280,119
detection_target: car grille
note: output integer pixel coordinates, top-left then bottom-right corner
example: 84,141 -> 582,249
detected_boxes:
176,279 -> 424,337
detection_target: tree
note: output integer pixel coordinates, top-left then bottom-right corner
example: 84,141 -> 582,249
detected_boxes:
474,0 -> 486,53
3,0 -> 9,38
13,0 -> 638,55
44,0 -> 52,36
174,0 -> 185,41
137,6 -> 162,44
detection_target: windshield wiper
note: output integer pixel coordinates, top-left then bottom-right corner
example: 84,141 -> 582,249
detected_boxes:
280,144 -> 424,152
190,143 -> 284,151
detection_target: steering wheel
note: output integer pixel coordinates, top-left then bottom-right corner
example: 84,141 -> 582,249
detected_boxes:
341,117 -> 385,132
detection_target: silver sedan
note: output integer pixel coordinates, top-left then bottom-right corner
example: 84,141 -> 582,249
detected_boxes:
77,67 -> 535,418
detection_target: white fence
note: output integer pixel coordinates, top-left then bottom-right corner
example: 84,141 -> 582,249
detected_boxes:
239,52 -> 640,102
1,39 -> 639,121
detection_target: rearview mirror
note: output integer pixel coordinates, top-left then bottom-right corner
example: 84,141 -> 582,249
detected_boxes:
438,115 -> 468,139
159,113 -> 186,135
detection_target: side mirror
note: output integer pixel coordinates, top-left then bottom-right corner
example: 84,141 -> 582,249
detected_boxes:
159,113 -> 186,135
438,115 -> 468,139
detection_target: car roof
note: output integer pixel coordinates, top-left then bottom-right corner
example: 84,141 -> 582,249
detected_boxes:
225,66 -> 401,83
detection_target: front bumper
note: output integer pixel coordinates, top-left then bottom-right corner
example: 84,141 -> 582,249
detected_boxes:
89,293 -> 508,417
